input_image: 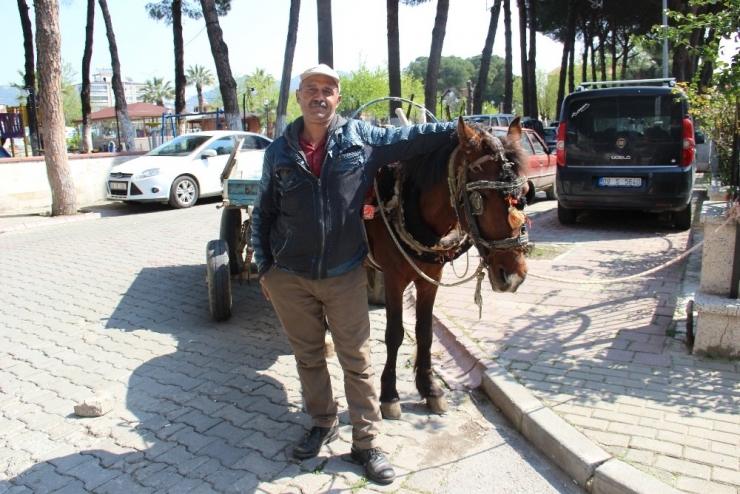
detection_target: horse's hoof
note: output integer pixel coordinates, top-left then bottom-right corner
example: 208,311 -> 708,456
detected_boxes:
381,401 -> 402,420
426,396 -> 448,415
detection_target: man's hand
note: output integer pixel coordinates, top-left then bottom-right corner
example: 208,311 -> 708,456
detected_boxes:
260,271 -> 271,301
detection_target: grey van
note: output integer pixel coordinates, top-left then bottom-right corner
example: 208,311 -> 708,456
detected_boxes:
555,80 -> 696,230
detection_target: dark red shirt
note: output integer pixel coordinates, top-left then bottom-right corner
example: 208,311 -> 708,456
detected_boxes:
298,134 -> 327,178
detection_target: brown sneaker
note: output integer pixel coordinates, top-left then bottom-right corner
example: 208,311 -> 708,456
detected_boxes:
293,426 -> 338,459
350,446 -> 395,484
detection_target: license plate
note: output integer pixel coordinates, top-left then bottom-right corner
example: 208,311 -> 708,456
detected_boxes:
599,177 -> 641,187
109,181 -> 127,191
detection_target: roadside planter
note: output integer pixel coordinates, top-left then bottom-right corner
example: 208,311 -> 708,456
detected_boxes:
692,201 -> 740,357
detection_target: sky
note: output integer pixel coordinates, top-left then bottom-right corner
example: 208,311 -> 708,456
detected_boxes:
3,0 -> 567,97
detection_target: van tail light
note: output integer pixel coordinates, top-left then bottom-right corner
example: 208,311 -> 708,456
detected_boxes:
556,122 -> 566,166
681,118 -> 695,167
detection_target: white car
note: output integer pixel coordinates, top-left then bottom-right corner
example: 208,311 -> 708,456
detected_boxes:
106,130 -> 272,208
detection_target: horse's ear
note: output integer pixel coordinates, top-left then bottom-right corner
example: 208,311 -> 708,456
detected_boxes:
508,117 -> 523,142
457,115 -> 481,155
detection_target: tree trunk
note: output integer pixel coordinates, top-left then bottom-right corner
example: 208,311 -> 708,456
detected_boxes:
424,0 -> 449,118
17,0 -> 40,155
517,0 -> 529,117
80,0 -> 95,153
276,0 -> 300,137
610,35 -> 618,80
503,0 -> 513,113
317,0 -> 333,66
556,0 -> 576,121
35,0 -> 77,216
599,34 -> 607,82
98,0 -> 135,151
568,33 -> 575,93
200,0 -> 242,130
473,0 -> 501,114
197,85 -> 204,112
590,40 -> 597,82
526,0 -> 537,118
173,0 -> 187,135
387,0 -> 402,120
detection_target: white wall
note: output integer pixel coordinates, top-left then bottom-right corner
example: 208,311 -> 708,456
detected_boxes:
0,152 -> 143,212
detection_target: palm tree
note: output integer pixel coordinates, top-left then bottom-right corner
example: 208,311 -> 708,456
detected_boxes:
142,77 -> 175,106
186,64 -> 215,112
275,0 -> 300,137
317,0 -> 333,66
15,0 -> 40,155
98,0 -> 135,151
199,0 -> 241,130
473,0 -> 502,114
80,0 -> 95,153
35,0 -> 77,215
424,0 -> 450,118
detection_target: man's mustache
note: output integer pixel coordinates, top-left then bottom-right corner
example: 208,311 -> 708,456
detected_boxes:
310,100 -> 328,108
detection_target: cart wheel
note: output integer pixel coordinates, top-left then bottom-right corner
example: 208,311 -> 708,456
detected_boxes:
220,208 -> 243,275
366,266 -> 385,306
206,239 -> 232,321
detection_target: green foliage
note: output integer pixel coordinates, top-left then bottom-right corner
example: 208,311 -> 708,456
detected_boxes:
661,1 -> 739,186
15,63 -> 80,126
141,77 -> 175,106
145,0 -> 203,24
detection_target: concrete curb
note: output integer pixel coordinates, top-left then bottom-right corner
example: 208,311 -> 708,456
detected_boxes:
427,307 -> 683,493
0,211 -> 101,234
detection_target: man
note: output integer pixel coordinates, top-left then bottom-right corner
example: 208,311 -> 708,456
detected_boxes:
251,64 -> 455,485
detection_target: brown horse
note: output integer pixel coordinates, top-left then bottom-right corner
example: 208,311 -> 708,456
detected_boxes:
364,116 -> 530,419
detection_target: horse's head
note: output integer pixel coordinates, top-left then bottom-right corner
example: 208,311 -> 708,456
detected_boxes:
454,116 -> 530,293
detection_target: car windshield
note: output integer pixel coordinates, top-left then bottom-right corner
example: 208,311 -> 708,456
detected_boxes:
543,127 -> 557,137
565,94 -> 683,166
147,135 -> 211,157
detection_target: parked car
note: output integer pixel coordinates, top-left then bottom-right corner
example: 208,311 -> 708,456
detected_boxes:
464,113 -> 517,128
555,81 -> 695,230
106,130 -> 272,208
542,126 -> 558,150
490,126 -> 557,203
694,128 -> 706,144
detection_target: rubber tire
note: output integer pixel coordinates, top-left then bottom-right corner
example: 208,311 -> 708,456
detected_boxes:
557,202 -> 577,224
545,184 -> 557,200
366,267 -> 386,306
674,204 -> 692,231
525,180 -> 536,205
220,208 -> 243,275
169,175 -> 199,208
206,239 -> 232,321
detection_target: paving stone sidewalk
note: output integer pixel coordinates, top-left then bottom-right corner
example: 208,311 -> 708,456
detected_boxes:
0,203 -> 581,493
432,197 -> 740,494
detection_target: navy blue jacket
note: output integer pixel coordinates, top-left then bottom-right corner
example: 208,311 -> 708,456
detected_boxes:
251,114 -> 456,280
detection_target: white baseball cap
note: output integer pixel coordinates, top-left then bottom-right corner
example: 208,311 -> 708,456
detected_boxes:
299,64 -> 340,89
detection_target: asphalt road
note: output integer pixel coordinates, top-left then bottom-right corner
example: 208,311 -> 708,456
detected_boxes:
0,197 -> 583,493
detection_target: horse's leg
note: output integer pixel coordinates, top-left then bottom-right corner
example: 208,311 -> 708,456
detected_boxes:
379,274 -> 407,420
414,277 -> 448,414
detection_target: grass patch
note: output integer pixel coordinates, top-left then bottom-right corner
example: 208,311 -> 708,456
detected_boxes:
526,243 -> 571,260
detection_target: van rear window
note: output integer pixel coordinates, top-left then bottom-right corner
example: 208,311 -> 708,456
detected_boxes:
565,95 -> 683,167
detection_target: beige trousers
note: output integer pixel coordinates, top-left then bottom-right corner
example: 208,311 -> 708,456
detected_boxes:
263,265 -> 382,448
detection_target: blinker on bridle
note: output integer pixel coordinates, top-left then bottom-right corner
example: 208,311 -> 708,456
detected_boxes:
447,133 -> 530,258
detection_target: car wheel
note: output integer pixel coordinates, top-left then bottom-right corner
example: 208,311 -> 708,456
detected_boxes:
557,203 -> 577,224
169,176 -> 199,208
525,180 -> 536,205
545,184 -> 558,200
674,204 -> 692,231
206,239 -> 232,321
220,208 -> 243,275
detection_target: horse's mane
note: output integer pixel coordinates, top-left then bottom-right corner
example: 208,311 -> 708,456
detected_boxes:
401,122 -> 528,191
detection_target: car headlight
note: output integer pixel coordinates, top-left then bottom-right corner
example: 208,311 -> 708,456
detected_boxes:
135,168 -> 160,179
